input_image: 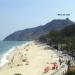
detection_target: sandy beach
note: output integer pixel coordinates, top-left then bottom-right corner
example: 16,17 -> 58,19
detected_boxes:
0,41 -> 64,75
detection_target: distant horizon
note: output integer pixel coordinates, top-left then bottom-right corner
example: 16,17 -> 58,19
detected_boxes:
0,0 -> 75,40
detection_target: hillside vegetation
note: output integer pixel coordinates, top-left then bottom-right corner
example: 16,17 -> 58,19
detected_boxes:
39,24 -> 75,58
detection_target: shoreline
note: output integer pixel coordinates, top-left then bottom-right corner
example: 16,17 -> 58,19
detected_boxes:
0,41 -> 67,75
0,47 -> 15,68
0,41 -> 33,68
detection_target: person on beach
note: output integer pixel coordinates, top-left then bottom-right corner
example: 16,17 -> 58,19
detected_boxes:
59,57 -> 62,65
53,62 -> 58,69
43,66 -> 50,73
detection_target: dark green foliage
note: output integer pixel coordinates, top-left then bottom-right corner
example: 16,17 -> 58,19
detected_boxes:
65,72 -> 75,75
39,24 -> 75,58
61,24 -> 75,37
47,31 -> 61,43
39,35 -> 47,42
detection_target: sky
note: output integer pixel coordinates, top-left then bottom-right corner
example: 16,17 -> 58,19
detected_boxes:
0,0 -> 75,40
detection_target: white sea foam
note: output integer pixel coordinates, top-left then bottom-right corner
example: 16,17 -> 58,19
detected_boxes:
0,41 -> 33,68
0,47 -> 15,68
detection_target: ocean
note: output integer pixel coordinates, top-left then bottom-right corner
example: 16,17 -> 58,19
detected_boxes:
0,41 -> 27,67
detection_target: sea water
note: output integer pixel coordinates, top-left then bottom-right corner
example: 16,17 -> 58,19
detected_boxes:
0,41 -> 27,67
